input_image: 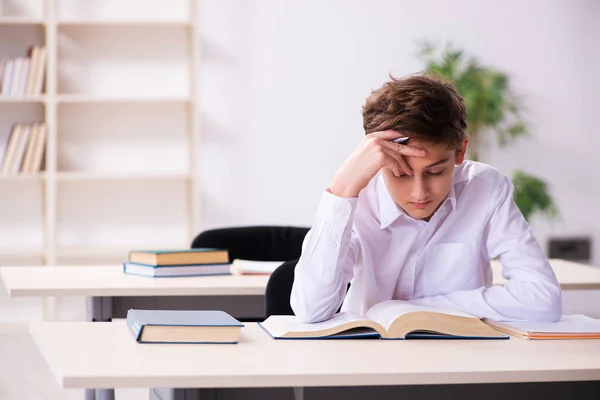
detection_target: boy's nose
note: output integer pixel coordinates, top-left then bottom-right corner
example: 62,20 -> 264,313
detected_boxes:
411,178 -> 429,200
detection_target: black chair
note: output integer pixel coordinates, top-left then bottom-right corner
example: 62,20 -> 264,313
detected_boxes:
191,225 -> 309,262
265,259 -> 299,317
265,259 -> 350,318
192,226 -> 310,320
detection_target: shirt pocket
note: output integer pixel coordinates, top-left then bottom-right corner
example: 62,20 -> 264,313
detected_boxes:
421,241 -> 480,297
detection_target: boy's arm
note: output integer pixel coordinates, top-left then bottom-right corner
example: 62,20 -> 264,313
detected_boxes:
432,176 -> 562,322
290,190 -> 360,323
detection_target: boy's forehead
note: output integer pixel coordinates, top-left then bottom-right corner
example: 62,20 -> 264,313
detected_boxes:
407,138 -> 453,155
404,138 -> 455,166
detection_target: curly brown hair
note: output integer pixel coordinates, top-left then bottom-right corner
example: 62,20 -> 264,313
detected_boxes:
362,73 -> 467,148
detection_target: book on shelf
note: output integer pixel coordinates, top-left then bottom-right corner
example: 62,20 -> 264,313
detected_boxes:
259,300 -> 509,340
123,261 -> 231,278
126,309 -> 244,344
128,248 -> 229,266
0,123 -> 46,175
231,259 -> 284,275
0,45 -> 46,97
483,315 -> 600,340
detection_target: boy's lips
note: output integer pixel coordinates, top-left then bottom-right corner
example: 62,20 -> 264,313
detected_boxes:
409,201 -> 431,209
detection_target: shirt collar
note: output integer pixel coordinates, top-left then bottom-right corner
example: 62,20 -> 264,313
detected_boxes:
377,173 -> 404,229
376,173 -> 457,230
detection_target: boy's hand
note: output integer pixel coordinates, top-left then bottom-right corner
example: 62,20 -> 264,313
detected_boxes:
329,130 -> 426,198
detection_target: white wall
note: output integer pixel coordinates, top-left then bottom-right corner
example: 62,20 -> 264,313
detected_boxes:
197,0 -> 600,265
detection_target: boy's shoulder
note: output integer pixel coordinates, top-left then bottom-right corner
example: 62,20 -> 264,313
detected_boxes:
454,160 -> 510,188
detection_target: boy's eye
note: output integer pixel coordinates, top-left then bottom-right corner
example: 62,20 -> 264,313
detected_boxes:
427,169 -> 444,176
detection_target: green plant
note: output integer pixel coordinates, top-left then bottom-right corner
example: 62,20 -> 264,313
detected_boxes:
418,41 -> 558,222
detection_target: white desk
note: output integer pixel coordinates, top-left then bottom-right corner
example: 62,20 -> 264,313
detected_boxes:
30,322 -> 600,400
2,259 -> 599,299
7,260 -> 600,400
2,258 -> 599,322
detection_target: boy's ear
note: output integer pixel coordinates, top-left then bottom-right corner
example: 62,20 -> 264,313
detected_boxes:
455,136 -> 469,165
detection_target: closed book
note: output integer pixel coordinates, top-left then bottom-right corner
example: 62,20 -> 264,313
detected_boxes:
129,248 -> 229,266
259,300 -> 508,340
127,309 -> 244,344
484,315 -> 600,339
123,261 -> 231,277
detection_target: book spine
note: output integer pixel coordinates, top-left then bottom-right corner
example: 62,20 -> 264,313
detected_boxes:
126,313 -> 143,341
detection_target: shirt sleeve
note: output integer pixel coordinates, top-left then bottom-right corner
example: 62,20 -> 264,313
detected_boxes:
290,190 -> 360,323
437,176 -> 562,322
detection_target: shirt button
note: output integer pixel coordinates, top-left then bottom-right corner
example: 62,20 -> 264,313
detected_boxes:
331,241 -> 339,250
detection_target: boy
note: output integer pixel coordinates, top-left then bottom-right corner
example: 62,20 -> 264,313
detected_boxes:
290,73 -> 562,323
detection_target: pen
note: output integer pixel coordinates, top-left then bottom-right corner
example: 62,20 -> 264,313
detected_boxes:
391,137 -> 409,144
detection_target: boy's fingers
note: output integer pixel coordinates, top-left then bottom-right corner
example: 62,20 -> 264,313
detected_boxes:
396,142 -> 425,157
382,148 -> 412,176
371,130 -> 404,141
380,139 -> 426,157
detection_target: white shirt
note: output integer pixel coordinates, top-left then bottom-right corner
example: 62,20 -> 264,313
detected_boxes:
290,161 -> 562,323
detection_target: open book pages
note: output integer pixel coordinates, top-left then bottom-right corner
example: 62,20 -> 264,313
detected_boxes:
484,315 -> 600,339
231,259 -> 284,275
259,312 -> 384,339
364,300 -> 475,332
259,299 -> 508,340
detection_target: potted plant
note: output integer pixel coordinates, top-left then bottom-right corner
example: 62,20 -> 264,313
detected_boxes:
418,41 -> 558,222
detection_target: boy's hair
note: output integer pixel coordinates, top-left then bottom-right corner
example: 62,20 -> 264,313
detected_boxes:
362,73 -> 467,148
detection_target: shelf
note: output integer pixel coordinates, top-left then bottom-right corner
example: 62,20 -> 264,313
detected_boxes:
57,20 -> 192,28
0,96 -> 46,103
0,247 -> 44,258
0,18 -> 45,26
0,174 -> 46,182
57,95 -> 191,104
56,171 -> 192,182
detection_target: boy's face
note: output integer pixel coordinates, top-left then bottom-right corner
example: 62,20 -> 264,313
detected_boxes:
381,137 -> 468,221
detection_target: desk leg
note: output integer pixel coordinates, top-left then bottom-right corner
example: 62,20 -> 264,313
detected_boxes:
85,297 -> 115,400
293,387 -> 304,400
150,388 -> 214,400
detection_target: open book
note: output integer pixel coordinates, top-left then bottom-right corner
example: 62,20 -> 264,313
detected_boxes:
259,300 -> 508,340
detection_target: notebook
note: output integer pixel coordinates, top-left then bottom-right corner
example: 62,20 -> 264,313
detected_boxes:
259,300 -> 508,340
126,309 -> 244,344
129,248 -> 229,266
484,315 -> 600,339
123,261 -> 231,277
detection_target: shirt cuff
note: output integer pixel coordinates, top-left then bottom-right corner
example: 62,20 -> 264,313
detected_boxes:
315,189 -> 358,225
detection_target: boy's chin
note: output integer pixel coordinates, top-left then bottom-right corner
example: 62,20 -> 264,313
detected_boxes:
404,205 -> 438,221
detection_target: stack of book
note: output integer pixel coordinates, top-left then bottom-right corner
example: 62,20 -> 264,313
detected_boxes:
123,249 -> 231,277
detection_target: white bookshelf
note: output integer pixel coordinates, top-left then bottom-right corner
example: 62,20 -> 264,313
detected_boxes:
0,0 -> 199,266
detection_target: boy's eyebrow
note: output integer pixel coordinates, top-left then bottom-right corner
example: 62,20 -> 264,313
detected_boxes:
424,158 -> 450,169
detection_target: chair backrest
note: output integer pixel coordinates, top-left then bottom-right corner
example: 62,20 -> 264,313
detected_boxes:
191,226 -> 310,262
265,259 -> 298,317
265,260 -> 350,318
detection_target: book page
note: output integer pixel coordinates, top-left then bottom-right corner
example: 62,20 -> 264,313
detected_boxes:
365,299 -> 475,331
260,312 -> 366,338
486,315 -> 600,334
231,259 -> 284,275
